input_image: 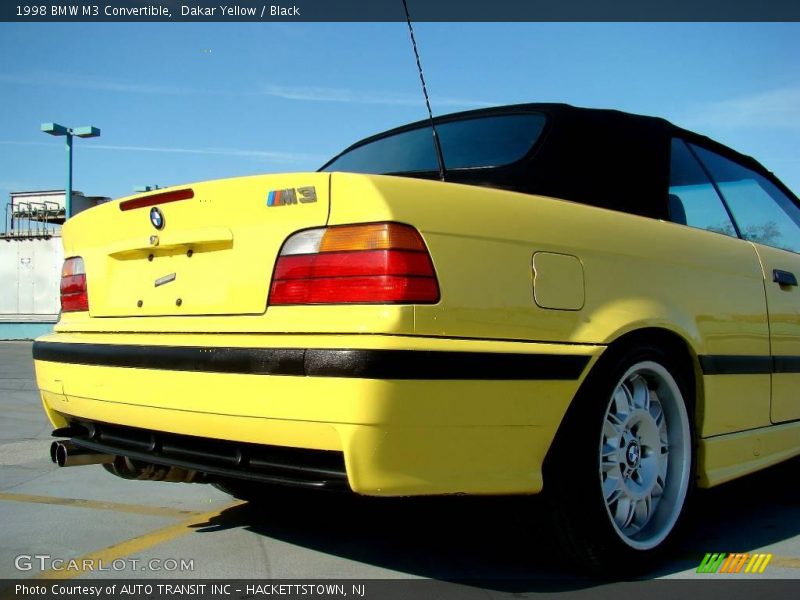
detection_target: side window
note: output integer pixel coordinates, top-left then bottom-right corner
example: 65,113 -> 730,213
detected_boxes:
692,145 -> 800,253
668,139 -> 736,236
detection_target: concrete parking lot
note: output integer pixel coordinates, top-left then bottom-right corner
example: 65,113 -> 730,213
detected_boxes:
1,340 -> 799,588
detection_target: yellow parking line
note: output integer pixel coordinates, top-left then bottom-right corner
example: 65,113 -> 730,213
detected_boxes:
33,501 -> 244,580
0,492 -> 203,518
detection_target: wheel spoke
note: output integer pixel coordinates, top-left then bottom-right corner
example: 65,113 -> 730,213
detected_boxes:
603,474 -> 623,502
612,386 -> 632,418
633,496 -> 651,529
630,374 -> 650,411
603,417 -> 623,440
649,393 -> 665,426
615,497 -> 636,529
601,441 -> 619,465
652,475 -> 665,498
657,448 -> 669,480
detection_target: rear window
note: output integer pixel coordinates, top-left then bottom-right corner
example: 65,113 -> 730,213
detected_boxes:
322,113 -> 547,174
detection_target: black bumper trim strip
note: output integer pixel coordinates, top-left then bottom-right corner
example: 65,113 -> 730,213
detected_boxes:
33,341 -> 590,381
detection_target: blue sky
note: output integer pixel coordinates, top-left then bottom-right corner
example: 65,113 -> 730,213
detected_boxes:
1,22 -> 799,210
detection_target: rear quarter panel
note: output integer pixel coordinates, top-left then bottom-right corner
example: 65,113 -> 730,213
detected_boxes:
329,173 -> 771,439
330,173 -> 768,353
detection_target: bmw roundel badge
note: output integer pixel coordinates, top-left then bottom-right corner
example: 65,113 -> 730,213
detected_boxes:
150,207 -> 165,230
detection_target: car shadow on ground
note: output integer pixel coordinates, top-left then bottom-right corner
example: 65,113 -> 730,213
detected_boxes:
204,456 -> 800,592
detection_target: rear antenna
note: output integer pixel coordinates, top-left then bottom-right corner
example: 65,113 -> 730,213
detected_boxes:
401,0 -> 447,182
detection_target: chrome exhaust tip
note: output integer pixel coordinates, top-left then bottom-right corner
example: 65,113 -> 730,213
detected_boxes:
49,440 -> 61,463
53,440 -> 114,467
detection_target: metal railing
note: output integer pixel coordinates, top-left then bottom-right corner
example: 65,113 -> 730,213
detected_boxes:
1,201 -> 64,240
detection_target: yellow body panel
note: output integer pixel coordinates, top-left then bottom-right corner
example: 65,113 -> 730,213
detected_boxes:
697,376 -> 771,437
37,171 -> 800,495
699,421 -> 800,487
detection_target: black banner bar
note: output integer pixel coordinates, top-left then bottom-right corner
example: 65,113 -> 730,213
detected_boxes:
3,0 -> 800,23
4,579 -> 800,600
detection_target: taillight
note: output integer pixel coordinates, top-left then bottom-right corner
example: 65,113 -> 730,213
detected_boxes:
60,257 -> 88,312
269,223 -> 440,305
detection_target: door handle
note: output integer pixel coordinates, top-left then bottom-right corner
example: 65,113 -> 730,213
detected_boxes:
773,269 -> 798,287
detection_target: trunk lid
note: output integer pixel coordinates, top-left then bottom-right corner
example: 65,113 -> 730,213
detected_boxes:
65,173 -> 330,317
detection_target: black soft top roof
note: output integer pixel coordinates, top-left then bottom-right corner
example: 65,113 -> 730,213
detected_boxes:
324,103 -> 784,220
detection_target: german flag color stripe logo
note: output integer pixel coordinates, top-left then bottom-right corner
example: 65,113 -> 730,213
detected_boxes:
267,189 -> 295,206
266,186 -> 317,207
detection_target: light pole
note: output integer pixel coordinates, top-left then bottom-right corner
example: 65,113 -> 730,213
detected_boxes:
41,123 -> 100,220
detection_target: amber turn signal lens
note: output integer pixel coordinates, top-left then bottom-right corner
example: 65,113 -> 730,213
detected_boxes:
319,223 -> 427,253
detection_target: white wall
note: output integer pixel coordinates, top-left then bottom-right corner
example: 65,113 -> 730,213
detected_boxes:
0,237 -> 63,321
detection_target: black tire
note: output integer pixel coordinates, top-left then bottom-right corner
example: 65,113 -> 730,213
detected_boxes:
543,343 -> 696,575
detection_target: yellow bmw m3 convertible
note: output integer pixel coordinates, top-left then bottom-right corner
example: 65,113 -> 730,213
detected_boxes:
34,104 -> 800,571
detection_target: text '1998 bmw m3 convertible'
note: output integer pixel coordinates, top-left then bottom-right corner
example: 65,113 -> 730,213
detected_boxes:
33,103 -> 800,572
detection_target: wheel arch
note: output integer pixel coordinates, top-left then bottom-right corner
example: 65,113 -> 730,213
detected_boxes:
544,326 -> 702,479
605,327 -> 701,405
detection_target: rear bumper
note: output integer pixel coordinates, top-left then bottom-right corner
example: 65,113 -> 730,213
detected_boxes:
34,333 -> 602,496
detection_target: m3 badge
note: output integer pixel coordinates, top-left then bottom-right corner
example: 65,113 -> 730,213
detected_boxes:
266,186 -> 317,207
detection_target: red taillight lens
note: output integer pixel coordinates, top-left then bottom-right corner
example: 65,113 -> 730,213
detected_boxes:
60,257 -> 88,312
270,223 -> 439,305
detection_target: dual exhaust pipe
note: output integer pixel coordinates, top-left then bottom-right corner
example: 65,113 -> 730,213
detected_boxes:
50,440 -> 114,468
48,440 -> 200,483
